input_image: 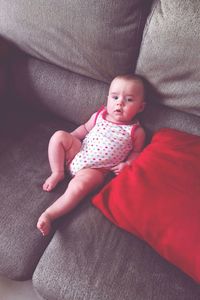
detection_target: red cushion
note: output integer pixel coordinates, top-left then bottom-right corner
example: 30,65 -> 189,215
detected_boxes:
92,128 -> 200,283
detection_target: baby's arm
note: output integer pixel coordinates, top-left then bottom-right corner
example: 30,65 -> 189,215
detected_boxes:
71,112 -> 97,140
111,127 -> 146,175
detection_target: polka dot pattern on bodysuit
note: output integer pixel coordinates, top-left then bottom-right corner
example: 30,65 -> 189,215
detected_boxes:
69,109 -> 138,175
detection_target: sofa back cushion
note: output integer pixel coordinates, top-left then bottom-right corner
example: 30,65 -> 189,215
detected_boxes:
11,56 -> 109,125
136,0 -> 200,118
0,0 -> 151,83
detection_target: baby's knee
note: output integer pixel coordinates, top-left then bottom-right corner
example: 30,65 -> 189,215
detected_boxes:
70,169 -> 105,192
51,130 -> 71,143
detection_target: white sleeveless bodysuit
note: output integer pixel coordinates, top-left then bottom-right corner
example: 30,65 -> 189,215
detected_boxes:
69,108 -> 139,176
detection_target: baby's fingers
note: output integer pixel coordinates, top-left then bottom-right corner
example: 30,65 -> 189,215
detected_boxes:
110,166 -> 119,175
110,166 -> 118,171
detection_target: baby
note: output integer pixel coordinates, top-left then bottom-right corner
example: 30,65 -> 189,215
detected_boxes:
37,74 -> 146,236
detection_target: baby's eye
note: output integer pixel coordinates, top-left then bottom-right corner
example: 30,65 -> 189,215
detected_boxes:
127,98 -> 133,102
112,96 -> 118,100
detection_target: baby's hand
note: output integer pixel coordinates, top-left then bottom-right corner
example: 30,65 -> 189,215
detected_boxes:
111,162 -> 129,175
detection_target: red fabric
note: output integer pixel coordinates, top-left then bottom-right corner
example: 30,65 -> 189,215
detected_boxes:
92,128 -> 200,283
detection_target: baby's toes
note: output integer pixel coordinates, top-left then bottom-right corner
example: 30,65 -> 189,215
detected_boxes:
42,182 -> 49,191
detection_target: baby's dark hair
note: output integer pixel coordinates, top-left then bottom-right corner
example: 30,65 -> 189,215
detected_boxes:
113,74 -> 146,102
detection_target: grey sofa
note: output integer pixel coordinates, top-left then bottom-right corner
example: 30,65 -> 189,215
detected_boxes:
0,0 -> 200,299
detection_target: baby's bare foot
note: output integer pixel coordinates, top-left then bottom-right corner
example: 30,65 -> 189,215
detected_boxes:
43,172 -> 64,191
37,212 -> 52,236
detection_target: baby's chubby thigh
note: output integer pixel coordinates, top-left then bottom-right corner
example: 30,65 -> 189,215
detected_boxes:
70,168 -> 108,196
66,134 -> 82,164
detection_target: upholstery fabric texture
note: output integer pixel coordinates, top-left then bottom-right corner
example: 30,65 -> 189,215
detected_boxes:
0,38 -> 7,101
10,56 -> 200,134
0,66 -> 6,100
0,0 -> 150,82
33,201 -> 200,300
0,107 -> 75,279
1,0 -> 200,299
93,128 -> 200,283
141,102 -> 200,139
10,55 -> 108,125
136,0 -> 200,116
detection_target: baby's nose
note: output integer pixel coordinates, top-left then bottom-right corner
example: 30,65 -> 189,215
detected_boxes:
117,97 -> 124,105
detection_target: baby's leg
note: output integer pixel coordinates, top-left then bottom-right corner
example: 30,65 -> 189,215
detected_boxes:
43,130 -> 81,191
37,168 -> 107,235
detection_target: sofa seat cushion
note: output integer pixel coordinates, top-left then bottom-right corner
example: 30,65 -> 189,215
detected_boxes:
0,106 -> 75,280
0,0 -> 151,82
33,200 -> 200,300
93,128 -> 200,283
136,0 -> 200,117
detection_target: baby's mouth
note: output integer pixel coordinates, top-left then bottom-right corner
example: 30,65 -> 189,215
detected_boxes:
114,109 -> 122,113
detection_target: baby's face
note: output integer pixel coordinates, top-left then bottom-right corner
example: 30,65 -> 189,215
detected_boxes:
106,78 -> 145,124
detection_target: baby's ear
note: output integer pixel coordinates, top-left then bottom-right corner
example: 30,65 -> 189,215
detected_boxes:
139,101 -> 146,112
